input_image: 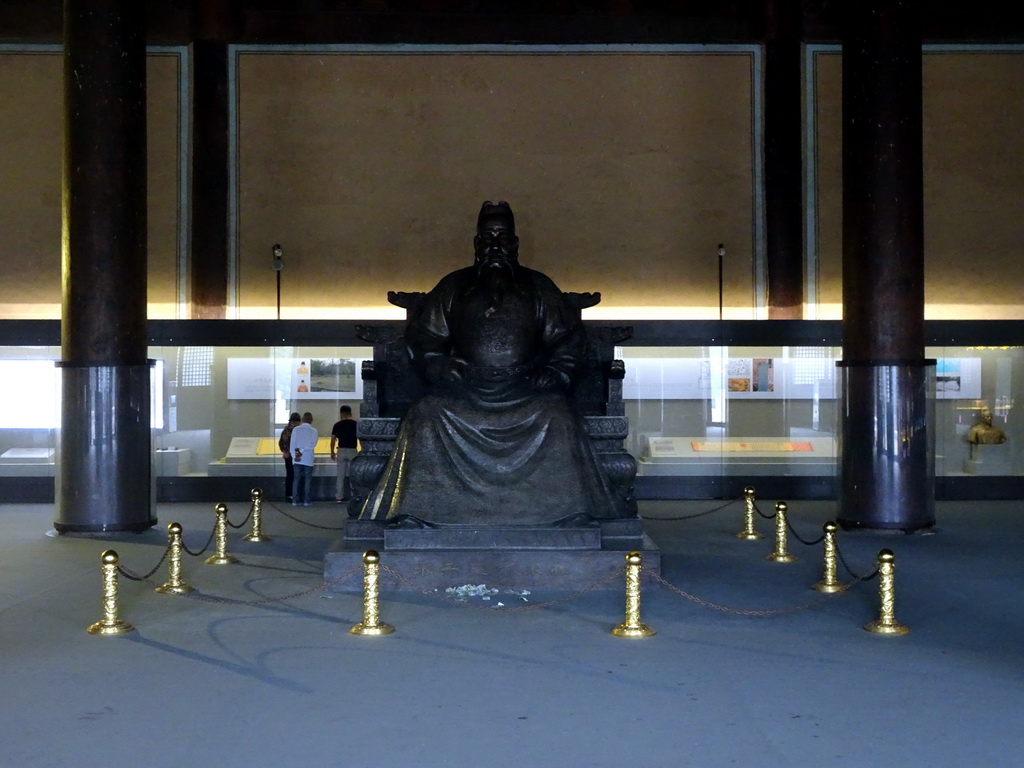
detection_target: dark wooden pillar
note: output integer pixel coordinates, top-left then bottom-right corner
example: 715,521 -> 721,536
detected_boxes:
763,0 -> 805,319
838,0 -> 934,531
189,2 -> 236,318
56,0 -> 155,532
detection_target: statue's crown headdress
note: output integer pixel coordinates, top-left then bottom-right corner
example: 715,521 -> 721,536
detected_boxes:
477,200 -> 515,234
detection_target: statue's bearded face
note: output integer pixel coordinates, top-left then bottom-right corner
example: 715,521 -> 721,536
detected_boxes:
474,220 -> 519,276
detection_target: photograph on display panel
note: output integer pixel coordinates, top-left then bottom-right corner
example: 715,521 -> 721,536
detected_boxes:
227,358 -> 364,401
290,358 -> 360,398
935,358 -> 981,399
622,356 -> 834,400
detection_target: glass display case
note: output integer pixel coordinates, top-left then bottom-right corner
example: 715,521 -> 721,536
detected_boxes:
0,324 -> 1020,501
928,345 -> 1021,479
148,344 -> 370,480
620,345 -> 839,484
0,346 -> 61,480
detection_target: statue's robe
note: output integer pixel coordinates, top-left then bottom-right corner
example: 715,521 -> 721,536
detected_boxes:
359,265 -> 630,525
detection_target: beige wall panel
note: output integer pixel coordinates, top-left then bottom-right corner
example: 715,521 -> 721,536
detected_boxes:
147,53 -> 184,319
813,50 -> 1024,320
0,51 -> 182,320
811,53 -> 842,318
0,53 -> 61,319
923,53 -> 1024,319
236,52 -> 756,319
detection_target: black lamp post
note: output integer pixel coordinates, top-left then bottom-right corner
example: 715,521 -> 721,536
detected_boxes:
272,244 -> 283,320
717,243 -> 725,321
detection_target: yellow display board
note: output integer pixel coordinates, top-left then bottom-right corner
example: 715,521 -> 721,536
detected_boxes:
257,437 -> 336,455
690,441 -> 813,453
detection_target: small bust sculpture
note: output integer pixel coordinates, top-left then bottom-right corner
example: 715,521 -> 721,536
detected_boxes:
967,407 -> 1007,446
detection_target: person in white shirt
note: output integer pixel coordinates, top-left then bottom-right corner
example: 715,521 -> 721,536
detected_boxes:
290,412 -> 318,506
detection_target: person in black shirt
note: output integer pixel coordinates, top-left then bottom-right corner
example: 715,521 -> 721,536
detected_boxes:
330,405 -> 358,502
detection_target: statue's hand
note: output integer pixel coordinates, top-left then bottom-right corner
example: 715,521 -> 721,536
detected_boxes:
533,366 -> 568,392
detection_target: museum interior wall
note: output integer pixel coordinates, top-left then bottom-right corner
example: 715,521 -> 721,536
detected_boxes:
0,44 -> 1022,497
811,48 -> 1024,320
0,48 -> 184,319
1,45 -> 1021,320
233,49 -> 759,320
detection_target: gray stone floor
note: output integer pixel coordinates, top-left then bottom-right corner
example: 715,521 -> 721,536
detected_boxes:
1,497 -> 1021,768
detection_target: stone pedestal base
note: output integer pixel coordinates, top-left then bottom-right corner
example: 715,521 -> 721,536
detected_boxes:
324,519 -> 660,592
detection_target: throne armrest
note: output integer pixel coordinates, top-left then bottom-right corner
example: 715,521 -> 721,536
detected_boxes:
563,291 -> 602,311
355,324 -> 405,344
387,291 -> 427,311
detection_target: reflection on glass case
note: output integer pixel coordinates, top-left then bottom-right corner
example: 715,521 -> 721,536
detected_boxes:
620,346 -> 840,479
930,346 -> 1020,478
152,346 -> 371,480
0,341 -> 1020,495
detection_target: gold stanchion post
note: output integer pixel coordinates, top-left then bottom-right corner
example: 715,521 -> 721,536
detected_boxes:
350,551 -> 395,636
736,485 -> 763,540
765,501 -> 796,563
611,551 -> 656,638
87,550 -> 135,635
242,487 -> 271,543
812,521 -> 842,593
206,503 -> 239,565
156,523 -> 194,594
864,549 -> 909,635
